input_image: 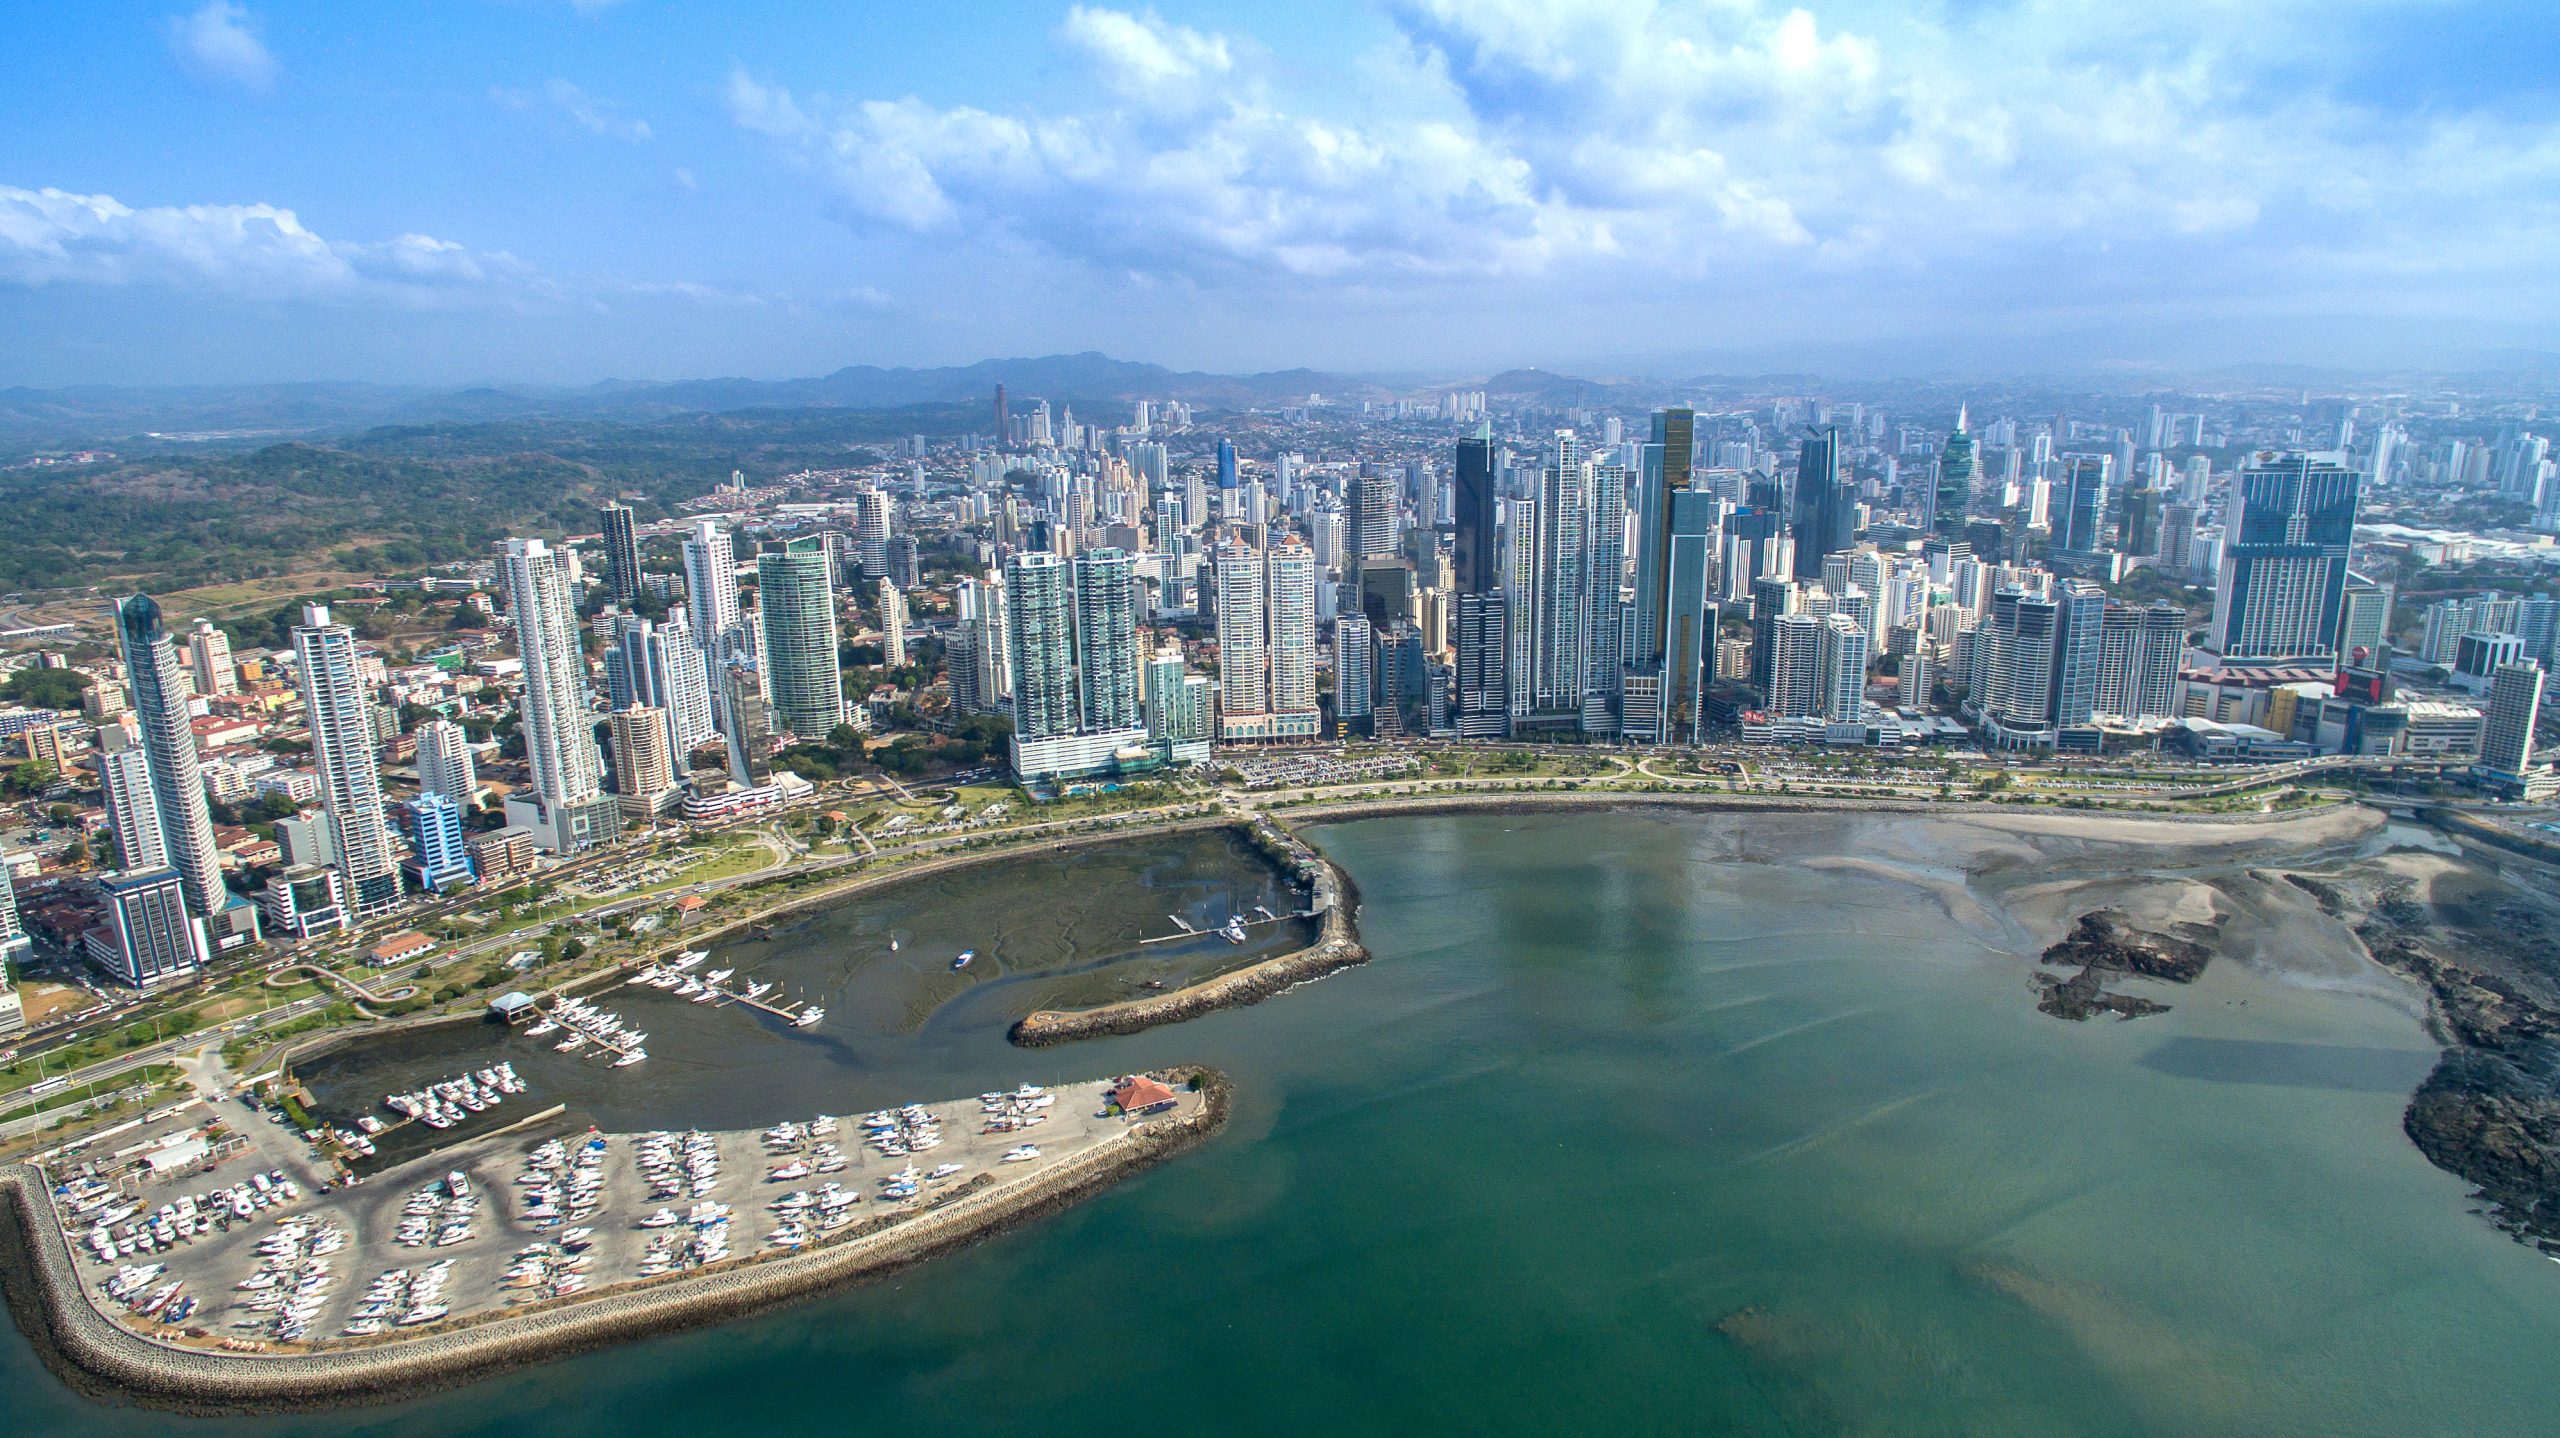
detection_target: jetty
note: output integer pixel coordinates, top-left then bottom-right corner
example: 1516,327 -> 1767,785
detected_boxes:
1139,906 -> 1316,946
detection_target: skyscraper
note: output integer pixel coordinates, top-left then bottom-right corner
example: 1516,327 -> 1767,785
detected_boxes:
293,603 -> 401,917
1074,548 -> 1139,731
1144,646 -> 1212,762
0,864 -> 31,970
96,719 -> 167,874
2210,451 -> 2363,664
1267,542 -> 1321,736
878,578 -> 909,667
1453,433 -> 1498,595
1935,406 -> 1976,540
2480,662 -> 2545,778
416,718 -> 481,809
1631,408 -> 1693,674
1003,549 -> 1155,779
852,488 -> 894,580
2096,601 -> 2187,721
757,536 -> 843,738
1357,469 -> 1400,560
607,705 -> 678,818
111,595 -> 233,927
598,501 -> 641,608
186,618 -> 235,697
720,664 -> 775,787
500,538 -> 616,851
1452,594 -> 1507,738
1004,554 -> 1079,743
1215,541 -> 1269,736
606,613 -> 716,754
1792,428 -> 1854,576
1336,613 -> 1377,733
682,519 -> 742,657
2055,456 -> 2111,554
1217,437 -> 1239,492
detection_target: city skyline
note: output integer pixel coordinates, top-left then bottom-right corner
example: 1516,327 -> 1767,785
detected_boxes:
5,2 -> 2560,387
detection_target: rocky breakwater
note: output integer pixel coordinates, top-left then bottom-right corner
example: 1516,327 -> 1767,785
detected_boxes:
1013,835 -> 1367,1048
2032,910 -> 2218,1021
1011,936 -> 1369,1047
0,1069 -> 1230,1415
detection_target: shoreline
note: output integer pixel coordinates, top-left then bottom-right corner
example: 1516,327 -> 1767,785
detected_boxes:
1003,793 -> 2380,1049
271,815 -> 1247,1076
0,1067 -> 1230,1416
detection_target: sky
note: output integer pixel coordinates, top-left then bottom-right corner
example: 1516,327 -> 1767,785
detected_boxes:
4,0 -> 2559,387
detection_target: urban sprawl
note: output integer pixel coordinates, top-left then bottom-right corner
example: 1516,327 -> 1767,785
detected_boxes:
1,381 -> 2556,1038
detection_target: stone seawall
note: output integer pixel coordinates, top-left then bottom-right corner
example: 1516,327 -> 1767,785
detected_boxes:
1009,830 -> 1366,1048
0,1069 -> 1229,1415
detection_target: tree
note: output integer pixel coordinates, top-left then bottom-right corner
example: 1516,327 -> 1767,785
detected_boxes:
0,668 -> 93,710
4,759 -> 59,796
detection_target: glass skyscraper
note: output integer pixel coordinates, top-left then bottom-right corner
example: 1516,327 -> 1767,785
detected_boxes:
2211,451 -> 2363,664
756,536 -> 844,738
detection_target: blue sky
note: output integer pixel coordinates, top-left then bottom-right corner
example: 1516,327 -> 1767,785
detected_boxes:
3,0 -> 2557,386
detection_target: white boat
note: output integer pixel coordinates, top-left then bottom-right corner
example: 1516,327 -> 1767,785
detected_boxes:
952,950 -> 975,970
793,1007 -> 825,1028
613,1050 -> 648,1068
705,968 -> 734,984
555,1034 -> 587,1052
525,1019 -> 559,1037
1002,1145 -> 1041,1163
638,1210 -> 679,1228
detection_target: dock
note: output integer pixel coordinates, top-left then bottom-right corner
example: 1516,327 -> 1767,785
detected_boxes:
1139,909 -> 1317,946
705,980 -> 806,1022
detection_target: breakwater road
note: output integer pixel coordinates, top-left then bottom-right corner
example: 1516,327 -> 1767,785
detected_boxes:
0,1070 -> 1227,1413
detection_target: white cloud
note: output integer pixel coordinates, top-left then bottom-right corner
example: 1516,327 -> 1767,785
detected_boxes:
162,0 -> 277,94
722,0 -> 2560,322
1056,6 -> 1232,111
0,185 -> 546,305
567,0 -> 626,13
491,79 -> 651,141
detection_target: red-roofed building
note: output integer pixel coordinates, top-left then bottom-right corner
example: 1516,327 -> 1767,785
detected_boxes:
1110,1075 -> 1179,1115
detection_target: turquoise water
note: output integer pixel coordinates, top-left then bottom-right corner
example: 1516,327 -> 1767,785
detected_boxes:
11,810 -> 2558,1435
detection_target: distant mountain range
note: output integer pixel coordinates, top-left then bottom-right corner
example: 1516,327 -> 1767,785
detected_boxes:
0,353 -> 1404,451
8,346 -> 2557,454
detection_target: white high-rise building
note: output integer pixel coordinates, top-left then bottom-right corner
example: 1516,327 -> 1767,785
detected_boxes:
97,718 -> 168,873
293,603 -> 402,916
501,538 -> 616,851
1268,543 -> 1320,733
878,578 -> 909,667
187,618 -> 236,697
1215,541 -> 1268,736
853,489 -> 894,579
682,519 -> 743,658
416,718 -> 481,808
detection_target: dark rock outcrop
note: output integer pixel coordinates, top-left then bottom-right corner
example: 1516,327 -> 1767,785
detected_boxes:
2038,910 -> 2214,983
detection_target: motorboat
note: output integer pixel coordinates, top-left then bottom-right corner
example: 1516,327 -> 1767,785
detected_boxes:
952,950 -> 976,970
1002,1145 -> 1041,1163
793,1007 -> 825,1028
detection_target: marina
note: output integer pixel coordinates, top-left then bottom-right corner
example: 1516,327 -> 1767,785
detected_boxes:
39,1078 -> 1203,1356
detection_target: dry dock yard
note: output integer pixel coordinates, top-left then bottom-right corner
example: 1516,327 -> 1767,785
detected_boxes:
31,1075 -> 1207,1361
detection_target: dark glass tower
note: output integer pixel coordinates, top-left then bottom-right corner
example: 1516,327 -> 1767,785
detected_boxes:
1791,427 -> 1853,577
1934,405 -> 1975,541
